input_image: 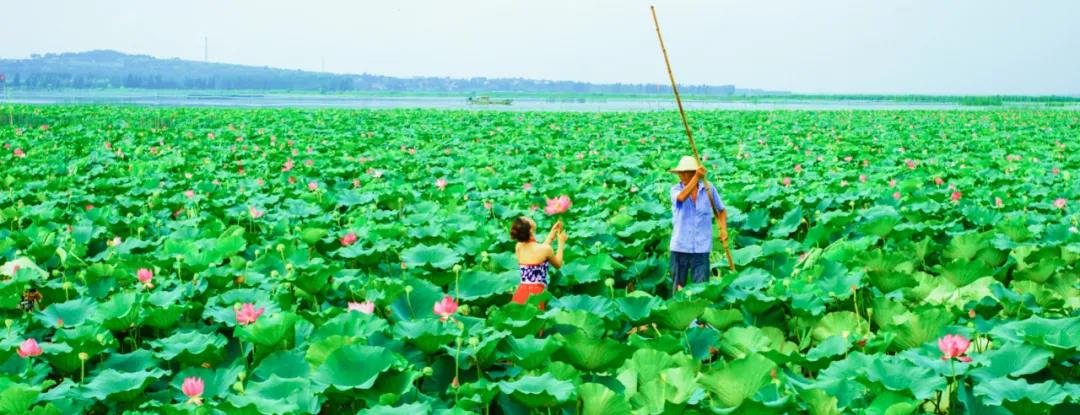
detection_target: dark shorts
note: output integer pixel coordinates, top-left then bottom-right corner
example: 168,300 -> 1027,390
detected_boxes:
670,251 -> 710,290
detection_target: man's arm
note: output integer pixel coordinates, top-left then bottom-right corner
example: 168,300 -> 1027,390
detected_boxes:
675,167 -> 706,202
717,209 -> 729,242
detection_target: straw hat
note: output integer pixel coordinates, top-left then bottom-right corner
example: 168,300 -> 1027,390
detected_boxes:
669,156 -> 700,173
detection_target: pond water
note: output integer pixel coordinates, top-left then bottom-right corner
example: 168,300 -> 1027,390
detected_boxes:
2,91 -> 1076,112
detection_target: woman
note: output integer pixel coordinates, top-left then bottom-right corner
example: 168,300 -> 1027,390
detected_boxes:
509,216 -> 566,310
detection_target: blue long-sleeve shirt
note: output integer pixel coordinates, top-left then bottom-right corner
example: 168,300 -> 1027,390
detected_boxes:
670,182 -> 725,253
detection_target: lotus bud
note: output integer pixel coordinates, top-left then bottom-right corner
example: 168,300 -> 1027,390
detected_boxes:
276,244 -> 285,253
404,285 -> 413,294
270,270 -> 280,278
97,334 -> 107,344
285,263 -> 294,271
459,305 -> 470,316
468,337 -> 479,347
422,366 -> 433,377
605,278 -> 614,288
238,371 -> 246,381
452,264 -> 462,273
4,319 -> 12,329
137,227 -> 145,234
232,381 -> 245,393
78,352 -> 89,361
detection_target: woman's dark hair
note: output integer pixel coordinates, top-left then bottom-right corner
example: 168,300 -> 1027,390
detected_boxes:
509,217 -> 533,242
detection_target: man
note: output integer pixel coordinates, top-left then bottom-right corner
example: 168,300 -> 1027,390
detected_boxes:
669,155 -> 728,292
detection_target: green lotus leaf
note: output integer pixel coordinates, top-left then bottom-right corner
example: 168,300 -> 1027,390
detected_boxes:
456,269 -> 517,300
235,311 -> 300,348
36,298 -> 95,328
82,368 -> 167,401
497,373 -> 577,408
615,291 -> 663,322
392,318 -> 461,354
651,298 -> 709,330
579,382 -> 631,415
402,243 -> 461,269
552,329 -> 631,372
359,402 -> 432,415
973,377 -> 1069,409
863,356 -> 946,400
254,350 -> 311,380
0,378 -> 45,415
312,344 -> 398,390
503,335 -> 562,370
93,291 -> 145,330
699,353 -> 776,409
551,295 -> 618,320
806,335 -> 850,362
969,342 -> 1053,381
227,375 -> 323,415
150,329 -> 228,364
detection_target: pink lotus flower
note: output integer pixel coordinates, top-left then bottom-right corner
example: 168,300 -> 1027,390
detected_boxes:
859,175 -> 867,183
306,146 -> 314,154
104,141 -> 112,149
409,148 -> 416,155
348,301 -> 375,314
282,158 -> 294,172
235,303 -> 265,325
435,178 -> 448,190
17,338 -> 43,358
13,148 -> 25,158
433,296 -> 459,322
888,179 -> 897,188
995,197 -> 1003,208
794,164 -> 802,173
483,201 -> 493,210
340,233 -> 358,246
892,191 -> 901,200
372,170 -> 383,178
522,183 -> 532,191
575,152 -> 584,160
630,186 -> 638,193
308,182 -> 318,191
905,159 -> 916,169
1051,167 -> 1060,175
938,334 -> 972,362
782,177 -> 791,186
304,159 -> 314,167
544,195 -> 572,215
951,191 -> 962,202
256,178 -> 264,186
844,156 -> 853,162
248,206 -> 264,219
207,133 -> 215,139
137,268 -> 154,288
352,179 -> 360,187
183,190 -> 195,199
934,177 -> 944,186
1054,198 -> 1067,209
85,204 -> 94,211
182,376 -> 204,405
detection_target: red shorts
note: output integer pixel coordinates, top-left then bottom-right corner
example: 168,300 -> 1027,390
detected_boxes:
511,283 -> 546,310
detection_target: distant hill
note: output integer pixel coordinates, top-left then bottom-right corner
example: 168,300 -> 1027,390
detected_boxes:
0,50 -> 776,95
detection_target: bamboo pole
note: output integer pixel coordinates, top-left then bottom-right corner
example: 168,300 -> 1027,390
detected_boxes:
650,6 -> 736,272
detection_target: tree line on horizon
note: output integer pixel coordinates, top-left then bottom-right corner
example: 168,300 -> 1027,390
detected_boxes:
0,50 -> 747,95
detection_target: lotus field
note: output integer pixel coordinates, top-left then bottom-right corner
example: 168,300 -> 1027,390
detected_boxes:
2,105 -> 1080,414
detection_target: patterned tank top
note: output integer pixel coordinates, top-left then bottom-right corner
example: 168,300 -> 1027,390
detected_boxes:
519,262 -> 549,286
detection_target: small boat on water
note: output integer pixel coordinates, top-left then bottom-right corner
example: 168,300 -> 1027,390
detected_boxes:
467,96 -> 512,105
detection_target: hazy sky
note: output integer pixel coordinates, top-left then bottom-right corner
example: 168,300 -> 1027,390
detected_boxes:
3,0 -> 1079,95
